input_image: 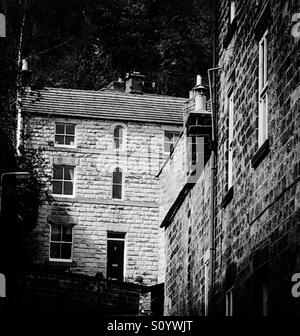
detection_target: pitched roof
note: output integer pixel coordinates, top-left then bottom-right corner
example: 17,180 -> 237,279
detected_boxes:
22,87 -> 186,125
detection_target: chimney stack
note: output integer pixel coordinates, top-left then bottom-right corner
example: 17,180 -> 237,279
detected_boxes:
193,75 -> 207,112
21,58 -> 32,88
106,77 -> 125,91
125,72 -> 145,94
22,59 -> 28,71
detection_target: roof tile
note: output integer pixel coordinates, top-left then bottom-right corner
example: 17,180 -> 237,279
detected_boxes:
22,87 -> 186,125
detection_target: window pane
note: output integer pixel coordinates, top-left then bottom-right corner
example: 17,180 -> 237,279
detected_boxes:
114,126 -> 123,138
113,184 -> 122,199
50,242 -> 61,259
55,135 -> 64,145
114,138 -> 121,149
56,124 -> 65,134
66,125 -> 75,135
65,136 -> 74,145
114,126 -> 123,149
53,166 -> 63,179
51,225 -> 61,241
264,38 -> 268,84
230,1 -> 235,22
191,136 -> 197,164
64,182 -> 73,195
174,133 -> 180,142
164,131 -> 173,142
53,181 -> 63,194
61,243 -> 72,259
64,167 -> 74,181
113,170 -> 122,184
62,226 -> 72,242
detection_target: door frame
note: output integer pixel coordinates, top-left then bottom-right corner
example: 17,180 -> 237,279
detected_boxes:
106,231 -> 127,281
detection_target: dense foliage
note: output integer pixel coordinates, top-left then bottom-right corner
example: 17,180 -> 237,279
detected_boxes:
1,0 -> 213,97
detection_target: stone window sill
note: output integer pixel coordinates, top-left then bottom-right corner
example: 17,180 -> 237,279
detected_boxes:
47,260 -> 77,268
251,139 -> 270,169
221,186 -> 234,208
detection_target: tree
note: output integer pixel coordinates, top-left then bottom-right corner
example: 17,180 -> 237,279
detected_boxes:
0,0 -> 52,268
1,0 -> 214,96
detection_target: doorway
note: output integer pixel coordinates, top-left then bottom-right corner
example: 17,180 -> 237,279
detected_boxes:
106,232 -> 125,281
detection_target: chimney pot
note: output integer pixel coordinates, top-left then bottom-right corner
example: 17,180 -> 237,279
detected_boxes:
196,75 -> 202,86
22,59 -> 28,71
193,74 -> 207,112
21,58 -> 32,87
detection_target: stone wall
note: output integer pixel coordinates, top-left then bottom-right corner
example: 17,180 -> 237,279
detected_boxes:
23,113 -> 181,286
162,0 -> 300,316
163,162 -> 211,315
214,0 -> 300,316
157,135 -> 187,284
158,135 -> 187,224
9,269 -> 141,314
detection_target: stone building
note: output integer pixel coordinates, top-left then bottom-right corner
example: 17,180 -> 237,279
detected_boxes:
160,0 -> 300,316
21,73 -> 185,286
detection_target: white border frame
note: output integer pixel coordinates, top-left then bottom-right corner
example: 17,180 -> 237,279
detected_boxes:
111,122 -> 127,152
258,29 -> 269,147
52,165 -> 76,199
54,121 -> 77,149
48,223 -> 74,262
228,90 -> 234,189
111,166 -> 124,200
106,231 -> 127,281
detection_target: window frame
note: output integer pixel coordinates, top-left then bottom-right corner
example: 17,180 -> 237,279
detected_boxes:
54,122 -> 76,148
229,1 -> 236,24
52,165 -> 75,198
49,224 -> 74,262
106,231 -> 126,281
225,287 -> 234,316
164,130 -> 180,154
227,91 -> 234,190
258,29 -> 268,148
221,88 -> 234,208
113,125 -> 125,150
112,167 -> 123,200
204,257 -> 210,316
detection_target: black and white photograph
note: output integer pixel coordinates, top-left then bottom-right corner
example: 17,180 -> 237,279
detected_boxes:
0,0 -> 300,328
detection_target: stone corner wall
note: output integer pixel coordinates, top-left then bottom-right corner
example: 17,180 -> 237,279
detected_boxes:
159,136 -> 187,224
